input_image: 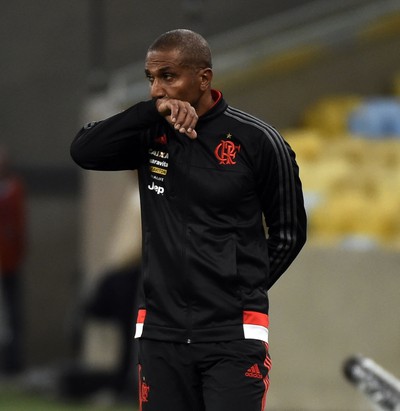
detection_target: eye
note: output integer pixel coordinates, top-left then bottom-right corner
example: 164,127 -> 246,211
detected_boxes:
146,75 -> 154,84
162,73 -> 174,82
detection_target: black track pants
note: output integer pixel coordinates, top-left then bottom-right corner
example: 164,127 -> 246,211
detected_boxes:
137,339 -> 272,411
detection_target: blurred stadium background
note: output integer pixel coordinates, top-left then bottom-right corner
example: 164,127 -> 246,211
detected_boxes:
1,0 -> 400,410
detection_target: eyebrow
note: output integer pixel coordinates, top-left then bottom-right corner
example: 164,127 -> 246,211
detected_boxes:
145,66 -> 177,76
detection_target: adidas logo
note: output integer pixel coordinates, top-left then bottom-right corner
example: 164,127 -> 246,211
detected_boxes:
155,134 -> 167,145
245,363 -> 263,379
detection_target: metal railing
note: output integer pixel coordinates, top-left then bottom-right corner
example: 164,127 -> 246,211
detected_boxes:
88,0 -> 400,111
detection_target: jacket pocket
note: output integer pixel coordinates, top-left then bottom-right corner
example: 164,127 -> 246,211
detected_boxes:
188,230 -> 242,326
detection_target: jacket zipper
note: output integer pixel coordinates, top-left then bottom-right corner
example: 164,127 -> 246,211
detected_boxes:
182,139 -> 194,343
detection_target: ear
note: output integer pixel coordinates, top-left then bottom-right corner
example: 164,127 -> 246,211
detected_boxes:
199,68 -> 213,91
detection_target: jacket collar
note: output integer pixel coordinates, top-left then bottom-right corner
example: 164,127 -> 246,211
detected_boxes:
198,89 -> 227,123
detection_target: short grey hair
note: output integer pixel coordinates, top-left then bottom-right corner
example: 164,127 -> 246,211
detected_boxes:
147,29 -> 212,69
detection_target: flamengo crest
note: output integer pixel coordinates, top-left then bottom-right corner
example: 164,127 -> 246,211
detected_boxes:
214,138 -> 241,165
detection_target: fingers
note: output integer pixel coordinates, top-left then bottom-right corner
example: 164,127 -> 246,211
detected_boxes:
171,103 -> 198,136
156,98 -> 198,139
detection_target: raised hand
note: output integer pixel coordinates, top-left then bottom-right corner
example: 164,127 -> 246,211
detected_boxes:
156,97 -> 198,139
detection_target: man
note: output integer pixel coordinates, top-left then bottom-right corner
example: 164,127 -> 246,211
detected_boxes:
71,29 -> 307,411
0,146 -> 26,374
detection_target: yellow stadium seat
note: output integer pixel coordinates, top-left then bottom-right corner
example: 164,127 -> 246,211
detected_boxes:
302,95 -> 363,136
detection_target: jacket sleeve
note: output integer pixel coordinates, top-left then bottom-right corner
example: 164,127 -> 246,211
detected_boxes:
256,127 -> 307,289
70,99 -> 160,171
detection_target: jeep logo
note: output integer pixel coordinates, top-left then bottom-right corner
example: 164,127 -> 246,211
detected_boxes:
148,181 -> 164,195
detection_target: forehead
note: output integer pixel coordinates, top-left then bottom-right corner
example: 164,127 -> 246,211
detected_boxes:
145,49 -> 185,72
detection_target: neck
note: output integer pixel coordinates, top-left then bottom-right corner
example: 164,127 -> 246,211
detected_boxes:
194,89 -> 215,117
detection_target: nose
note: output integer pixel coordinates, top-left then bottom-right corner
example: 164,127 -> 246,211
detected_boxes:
150,78 -> 165,99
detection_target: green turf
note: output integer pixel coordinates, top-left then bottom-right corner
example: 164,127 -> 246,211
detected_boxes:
0,387 -> 138,411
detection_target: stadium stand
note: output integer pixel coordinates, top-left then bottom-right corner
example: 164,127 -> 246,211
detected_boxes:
285,73 -> 400,249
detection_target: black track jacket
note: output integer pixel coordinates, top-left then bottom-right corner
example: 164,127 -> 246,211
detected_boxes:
71,90 -> 307,344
